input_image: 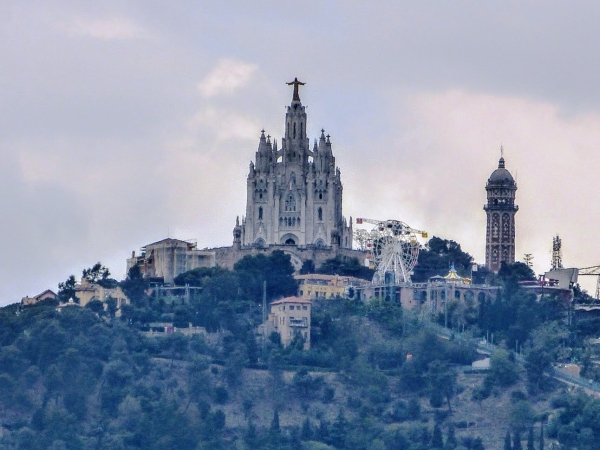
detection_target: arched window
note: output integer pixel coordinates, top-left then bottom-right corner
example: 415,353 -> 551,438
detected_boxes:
285,194 -> 296,212
318,207 -> 323,221
300,122 -> 304,139
293,122 -> 296,139
258,207 -> 263,220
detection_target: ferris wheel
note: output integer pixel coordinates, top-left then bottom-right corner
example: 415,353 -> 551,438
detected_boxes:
354,218 -> 428,284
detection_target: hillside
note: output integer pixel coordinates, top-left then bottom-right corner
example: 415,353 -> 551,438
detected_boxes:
2,255 -> 600,449
0,293 -> 582,450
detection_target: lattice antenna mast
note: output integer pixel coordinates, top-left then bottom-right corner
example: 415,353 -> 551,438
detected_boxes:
551,235 -> 563,270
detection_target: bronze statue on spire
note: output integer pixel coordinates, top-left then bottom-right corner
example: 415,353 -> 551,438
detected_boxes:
286,77 -> 305,102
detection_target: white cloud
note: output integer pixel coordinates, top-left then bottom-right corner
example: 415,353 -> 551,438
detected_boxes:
186,108 -> 259,143
396,90 -> 600,277
71,16 -> 147,40
197,59 -> 258,98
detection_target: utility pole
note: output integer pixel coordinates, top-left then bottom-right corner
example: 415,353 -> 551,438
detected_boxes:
262,280 -> 267,358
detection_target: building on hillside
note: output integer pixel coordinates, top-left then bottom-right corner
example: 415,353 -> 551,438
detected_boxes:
484,152 -> 518,272
127,238 -> 216,284
142,322 -> 207,338
126,81 -> 366,283
295,273 -> 368,300
21,289 -> 57,306
357,265 -> 499,315
208,80 -> 365,273
259,296 -> 311,350
75,278 -> 129,312
241,79 -> 353,249
543,268 -> 579,290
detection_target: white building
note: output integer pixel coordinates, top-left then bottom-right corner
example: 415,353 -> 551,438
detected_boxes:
240,79 -> 353,250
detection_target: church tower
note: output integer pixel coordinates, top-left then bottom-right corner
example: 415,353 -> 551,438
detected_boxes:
239,79 -> 353,250
484,153 -> 518,272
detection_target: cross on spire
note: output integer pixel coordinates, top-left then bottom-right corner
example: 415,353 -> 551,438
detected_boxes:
286,77 -> 305,102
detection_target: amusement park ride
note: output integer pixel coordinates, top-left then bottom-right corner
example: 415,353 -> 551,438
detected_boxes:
354,218 -> 428,285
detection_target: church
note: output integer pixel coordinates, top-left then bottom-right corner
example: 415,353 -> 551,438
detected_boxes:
128,80 -> 364,281
203,78 -> 365,270
240,78 -> 353,250
207,80 -> 363,271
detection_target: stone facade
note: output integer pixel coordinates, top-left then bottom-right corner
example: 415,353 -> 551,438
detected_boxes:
128,82 -> 365,284
75,278 -> 129,312
21,289 -> 57,306
484,155 -> 518,272
127,238 -> 216,284
295,273 -> 368,300
240,80 -> 353,250
262,296 -> 312,350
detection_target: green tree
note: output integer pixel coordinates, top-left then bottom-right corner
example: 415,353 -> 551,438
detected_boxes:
269,409 -> 281,446
446,424 -> 457,449
412,236 -> 474,283
57,275 -> 78,303
504,431 -> 512,450
120,265 -> 149,306
527,427 -> 534,450
163,332 -> 189,367
234,250 -> 298,302
317,257 -> 374,280
174,267 -> 220,287
524,322 -> 568,390
488,348 -> 519,387
301,417 -> 313,441
85,299 -> 105,315
513,431 -> 522,450
510,401 -> 535,433
82,262 -> 114,287
432,424 -> 444,449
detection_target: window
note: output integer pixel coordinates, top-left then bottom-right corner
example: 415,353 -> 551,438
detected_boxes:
289,305 -> 294,310
285,194 -> 296,212
258,207 -> 263,220
318,207 -> 323,221
293,122 -> 296,139
302,305 -> 307,310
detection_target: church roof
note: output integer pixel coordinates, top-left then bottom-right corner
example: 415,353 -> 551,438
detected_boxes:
270,296 -> 312,305
488,156 -> 515,185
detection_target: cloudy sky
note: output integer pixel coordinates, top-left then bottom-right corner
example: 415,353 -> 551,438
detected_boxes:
2,1 -> 600,304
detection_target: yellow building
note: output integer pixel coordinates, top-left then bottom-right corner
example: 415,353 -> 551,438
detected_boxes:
261,296 -> 312,350
21,289 -> 57,306
75,279 -> 129,312
295,274 -> 367,300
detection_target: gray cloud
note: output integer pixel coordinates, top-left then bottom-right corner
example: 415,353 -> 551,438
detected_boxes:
2,1 -> 600,303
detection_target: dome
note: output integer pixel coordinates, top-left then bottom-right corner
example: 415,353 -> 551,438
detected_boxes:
488,157 -> 515,185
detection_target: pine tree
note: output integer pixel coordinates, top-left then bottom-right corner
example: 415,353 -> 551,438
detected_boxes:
301,417 -> 312,441
431,424 -> 444,449
504,431 -> 512,450
527,427 -> 534,450
245,420 -> 259,449
446,424 -> 457,449
270,410 -> 280,435
513,430 -> 523,450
